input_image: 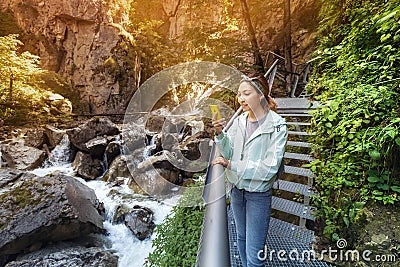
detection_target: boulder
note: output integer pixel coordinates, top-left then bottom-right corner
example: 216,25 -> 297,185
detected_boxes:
5,243 -> 118,267
146,114 -> 166,133
72,152 -> 104,180
120,122 -> 146,156
161,132 -> 180,151
67,118 -> 120,152
104,141 -> 121,165
1,143 -> 46,170
352,203 -> 400,267
85,136 -> 111,158
112,204 -> 131,224
102,156 -> 132,183
128,168 -> 176,196
136,150 -> 177,172
124,205 -> 155,241
44,125 -> 66,149
178,130 -> 211,161
24,128 -> 46,149
0,170 -> 105,260
162,117 -> 186,134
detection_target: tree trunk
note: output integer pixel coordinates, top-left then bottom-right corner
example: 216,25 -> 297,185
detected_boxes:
239,0 -> 264,72
8,71 -> 13,102
283,0 -> 293,94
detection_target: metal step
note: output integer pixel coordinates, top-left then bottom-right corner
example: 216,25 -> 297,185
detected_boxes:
284,165 -> 314,177
273,180 -> 317,197
288,131 -> 312,136
286,141 -> 312,148
269,217 -> 315,246
272,197 -> 315,220
278,109 -> 312,114
275,98 -> 320,109
286,121 -> 311,126
284,152 -> 314,161
280,113 -> 312,117
264,233 -> 332,266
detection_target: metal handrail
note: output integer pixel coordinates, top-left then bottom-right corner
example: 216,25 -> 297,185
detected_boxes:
264,51 -> 312,98
196,106 -> 243,267
264,59 -> 279,94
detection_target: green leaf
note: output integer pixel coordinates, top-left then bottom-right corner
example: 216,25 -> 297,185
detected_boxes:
354,202 -> 365,209
369,150 -> 381,160
367,175 -> 380,183
395,137 -> 400,147
380,33 -> 392,42
388,130 -> 397,139
343,217 -> 350,227
377,184 -> 389,190
376,9 -> 400,25
391,186 -> 400,193
328,114 -> 336,121
373,190 -> 384,196
332,233 -> 340,241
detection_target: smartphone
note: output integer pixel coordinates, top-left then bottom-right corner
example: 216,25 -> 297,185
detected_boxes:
210,104 -> 222,120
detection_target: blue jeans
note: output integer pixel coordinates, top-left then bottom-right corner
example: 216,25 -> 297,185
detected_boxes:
231,186 -> 272,267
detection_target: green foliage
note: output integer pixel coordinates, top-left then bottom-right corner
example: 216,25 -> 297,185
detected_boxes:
145,184 -> 205,267
307,0 -> 400,241
0,34 -> 73,125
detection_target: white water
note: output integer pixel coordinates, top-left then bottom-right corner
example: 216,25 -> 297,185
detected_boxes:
30,136 -> 177,267
44,134 -> 71,167
143,135 -> 157,159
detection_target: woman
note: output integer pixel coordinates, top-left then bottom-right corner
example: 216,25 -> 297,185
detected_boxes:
211,73 -> 288,267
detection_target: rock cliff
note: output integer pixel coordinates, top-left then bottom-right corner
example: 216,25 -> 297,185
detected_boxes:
0,0 -> 138,114
1,0 -> 318,113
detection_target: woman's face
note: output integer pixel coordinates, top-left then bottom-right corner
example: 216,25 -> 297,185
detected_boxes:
237,82 -> 263,112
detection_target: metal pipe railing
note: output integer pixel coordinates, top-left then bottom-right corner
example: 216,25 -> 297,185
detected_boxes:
264,59 -> 279,94
196,106 -> 243,267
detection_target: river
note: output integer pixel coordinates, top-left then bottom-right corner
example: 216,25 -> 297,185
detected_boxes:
29,134 -> 177,267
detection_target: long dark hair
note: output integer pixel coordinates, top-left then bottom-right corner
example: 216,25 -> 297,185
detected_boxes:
241,71 -> 277,112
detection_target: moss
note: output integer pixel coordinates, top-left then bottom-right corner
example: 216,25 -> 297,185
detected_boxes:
0,180 -> 44,211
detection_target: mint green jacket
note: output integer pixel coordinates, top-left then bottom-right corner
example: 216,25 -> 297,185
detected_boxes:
215,110 -> 288,192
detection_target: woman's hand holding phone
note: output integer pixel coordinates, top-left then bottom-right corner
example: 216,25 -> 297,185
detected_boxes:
210,105 -> 226,135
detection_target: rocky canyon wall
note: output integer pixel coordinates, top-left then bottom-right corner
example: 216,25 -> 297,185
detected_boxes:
1,0 -> 319,114
1,0 -> 138,114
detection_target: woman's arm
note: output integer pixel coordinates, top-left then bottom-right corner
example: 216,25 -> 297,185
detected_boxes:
214,131 -> 233,160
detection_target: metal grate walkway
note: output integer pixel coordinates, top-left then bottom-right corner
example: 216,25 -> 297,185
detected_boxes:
228,207 -> 332,267
227,98 -> 332,267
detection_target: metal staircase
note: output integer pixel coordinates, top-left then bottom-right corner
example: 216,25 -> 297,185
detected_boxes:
228,98 -> 333,267
264,51 -> 312,98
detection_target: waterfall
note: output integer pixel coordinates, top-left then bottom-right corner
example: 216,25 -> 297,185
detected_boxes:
28,133 -> 176,267
84,180 -> 176,267
44,134 -> 71,167
143,135 -> 157,159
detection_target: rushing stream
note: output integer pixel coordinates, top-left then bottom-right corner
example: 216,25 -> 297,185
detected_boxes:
29,134 -> 177,267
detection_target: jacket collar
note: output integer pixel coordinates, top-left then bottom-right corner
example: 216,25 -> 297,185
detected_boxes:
238,111 -> 276,144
